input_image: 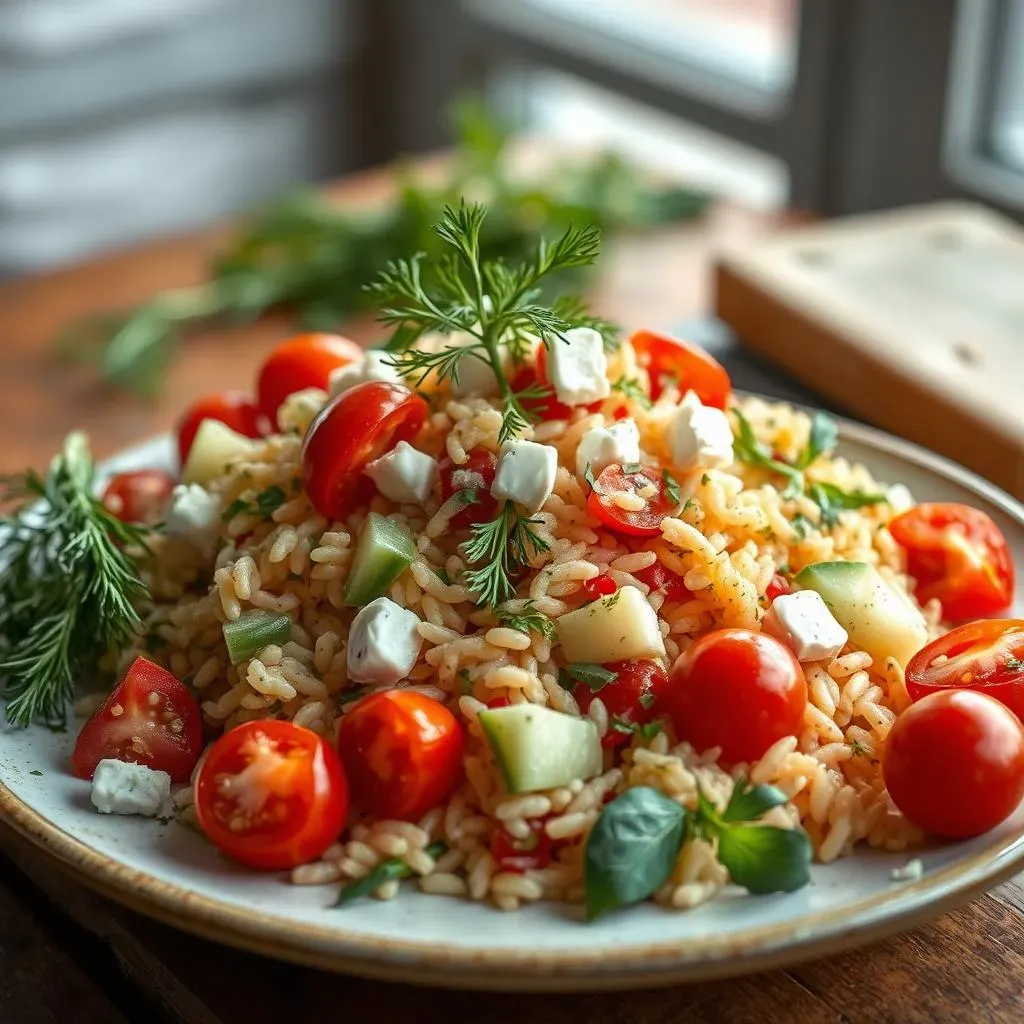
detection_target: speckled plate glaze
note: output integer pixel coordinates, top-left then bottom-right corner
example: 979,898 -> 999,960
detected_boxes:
1,417 -> 1023,992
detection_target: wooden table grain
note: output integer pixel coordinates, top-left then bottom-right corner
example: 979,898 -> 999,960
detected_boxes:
0,166 -> 1021,1023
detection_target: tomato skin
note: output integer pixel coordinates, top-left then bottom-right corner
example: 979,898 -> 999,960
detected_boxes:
337,690 -> 464,822
437,447 -> 499,528
587,464 -> 677,538
176,391 -> 263,468
490,821 -> 553,873
765,573 -> 791,602
581,574 -> 618,601
905,619 -> 1024,720
194,721 -> 348,870
889,503 -> 1014,621
575,659 -> 668,749
257,333 -> 364,425
302,381 -> 428,520
630,330 -> 731,407
71,657 -> 202,782
662,629 -> 807,763
634,559 -> 692,602
510,346 -> 602,421
101,470 -> 177,525
884,690 -> 1024,838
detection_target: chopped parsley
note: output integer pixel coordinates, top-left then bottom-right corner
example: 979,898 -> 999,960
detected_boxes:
560,663 -> 619,692
497,601 -> 557,642
221,484 -> 288,522
661,468 -> 682,507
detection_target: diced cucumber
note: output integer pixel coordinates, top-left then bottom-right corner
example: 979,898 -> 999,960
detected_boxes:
182,419 -> 257,485
479,704 -> 603,794
344,513 -> 416,607
223,610 -> 292,664
556,587 -> 666,664
794,561 -> 928,667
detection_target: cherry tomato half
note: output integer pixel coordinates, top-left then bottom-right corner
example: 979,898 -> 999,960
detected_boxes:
491,821 -> 553,873
884,690 -> 1024,838
630,330 -> 731,408
766,573 -> 791,602
71,657 -> 202,782
337,690 -> 463,822
302,381 -> 428,520
889,503 -> 1014,621
176,391 -> 263,468
587,463 -> 678,538
906,619 -> 1024,720
194,720 -> 349,870
574,659 -> 668,749
438,447 -> 499,528
662,628 -> 807,763
634,559 -> 692,602
257,333 -> 364,426
101,470 -> 177,525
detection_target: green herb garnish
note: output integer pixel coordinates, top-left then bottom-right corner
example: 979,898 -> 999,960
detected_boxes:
221,485 -> 287,522
497,600 -> 557,642
661,468 -> 683,507
1005,655 -> 1024,673
335,841 -> 447,907
806,482 -> 886,527
560,663 -> 619,692
462,500 -> 550,609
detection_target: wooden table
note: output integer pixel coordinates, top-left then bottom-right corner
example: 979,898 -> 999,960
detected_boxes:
1,167 -> 1022,1023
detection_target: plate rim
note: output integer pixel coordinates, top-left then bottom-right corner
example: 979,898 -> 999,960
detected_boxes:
2,409 -> 1023,989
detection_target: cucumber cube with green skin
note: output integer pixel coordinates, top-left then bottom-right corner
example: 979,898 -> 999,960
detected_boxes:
344,513 -> 416,607
478,704 -> 603,794
794,561 -> 928,667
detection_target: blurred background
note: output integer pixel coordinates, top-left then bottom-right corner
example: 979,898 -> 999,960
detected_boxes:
1,0 -> 1022,275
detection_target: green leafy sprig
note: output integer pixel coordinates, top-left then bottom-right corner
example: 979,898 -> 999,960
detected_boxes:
334,841 -> 447,907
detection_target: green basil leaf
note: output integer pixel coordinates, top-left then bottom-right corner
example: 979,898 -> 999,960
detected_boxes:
731,409 -> 804,494
717,826 -> 812,895
722,777 -> 789,823
563,662 -> 619,692
807,482 -> 886,527
255,485 -> 287,518
335,841 -> 446,907
585,787 -> 688,920
798,412 -> 839,468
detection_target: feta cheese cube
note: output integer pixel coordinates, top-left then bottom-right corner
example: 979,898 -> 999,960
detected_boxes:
763,590 -> 848,663
347,597 -> 423,686
490,440 -> 558,512
364,441 -> 438,504
665,390 -> 734,472
545,327 -> 611,406
90,759 -> 171,817
276,387 -> 327,434
328,350 -> 401,397
164,484 -> 221,557
575,419 -> 641,479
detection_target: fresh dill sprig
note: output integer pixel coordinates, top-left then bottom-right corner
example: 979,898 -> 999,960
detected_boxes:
611,375 -> 653,409
463,501 -> 551,608
0,433 -> 152,726
367,201 -> 613,444
496,600 -> 558,642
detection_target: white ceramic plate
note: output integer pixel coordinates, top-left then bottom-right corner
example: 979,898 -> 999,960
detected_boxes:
2,417 -> 1023,992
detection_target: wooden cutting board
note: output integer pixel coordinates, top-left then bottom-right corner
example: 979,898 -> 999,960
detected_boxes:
714,202 -> 1024,500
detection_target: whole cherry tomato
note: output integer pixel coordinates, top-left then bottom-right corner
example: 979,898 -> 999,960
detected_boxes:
337,690 -> 463,822
587,463 -> 678,538
884,689 -> 1024,838
302,381 -> 428,520
101,470 -> 176,525
257,333 -> 364,426
72,657 -> 202,782
630,330 -> 731,407
574,659 -> 669,748
194,720 -> 349,870
889,503 -> 1014,621
176,391 -> 263,468
661,628 -> 807,763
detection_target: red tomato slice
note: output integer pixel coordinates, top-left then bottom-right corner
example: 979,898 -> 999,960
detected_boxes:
194,720 -> 349,870
337,690 -> 463,822
574,659 -> 668,749
630,330 -> 731,407
662,628 -> 807,763
587,463 -> 678,538
257,333 -> 364,425
437,447 -> 499,528
490,821 -> 553,873
634,559 -> 692,602
884,690 -> 1024,838
302,381 -> 428,520
101,470 -> 176,525
905,618 -> 1024,720
71,657 -> 202,782
176,391 -> 263,468
765,573 -> 792,602
889,503 -> 1014,620
581,574 -> 618,600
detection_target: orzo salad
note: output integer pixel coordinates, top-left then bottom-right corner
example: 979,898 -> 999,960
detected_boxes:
3,204 -> 1023,919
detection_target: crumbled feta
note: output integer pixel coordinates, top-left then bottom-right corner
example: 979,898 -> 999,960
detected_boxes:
90,759 -> 171,817
575,419 -> 641,479
665,390 -> 734,472
328,350 -> 401,397
763,590 -> 849,662
890,857 -> 924,882
347,597 -> 423,686
491,439 -> 558,512
364,441 -> 438,504
545,327 -> 611,406
886,483 -> 914,514
277,387 -> 327,434
163,484 -> 221,557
